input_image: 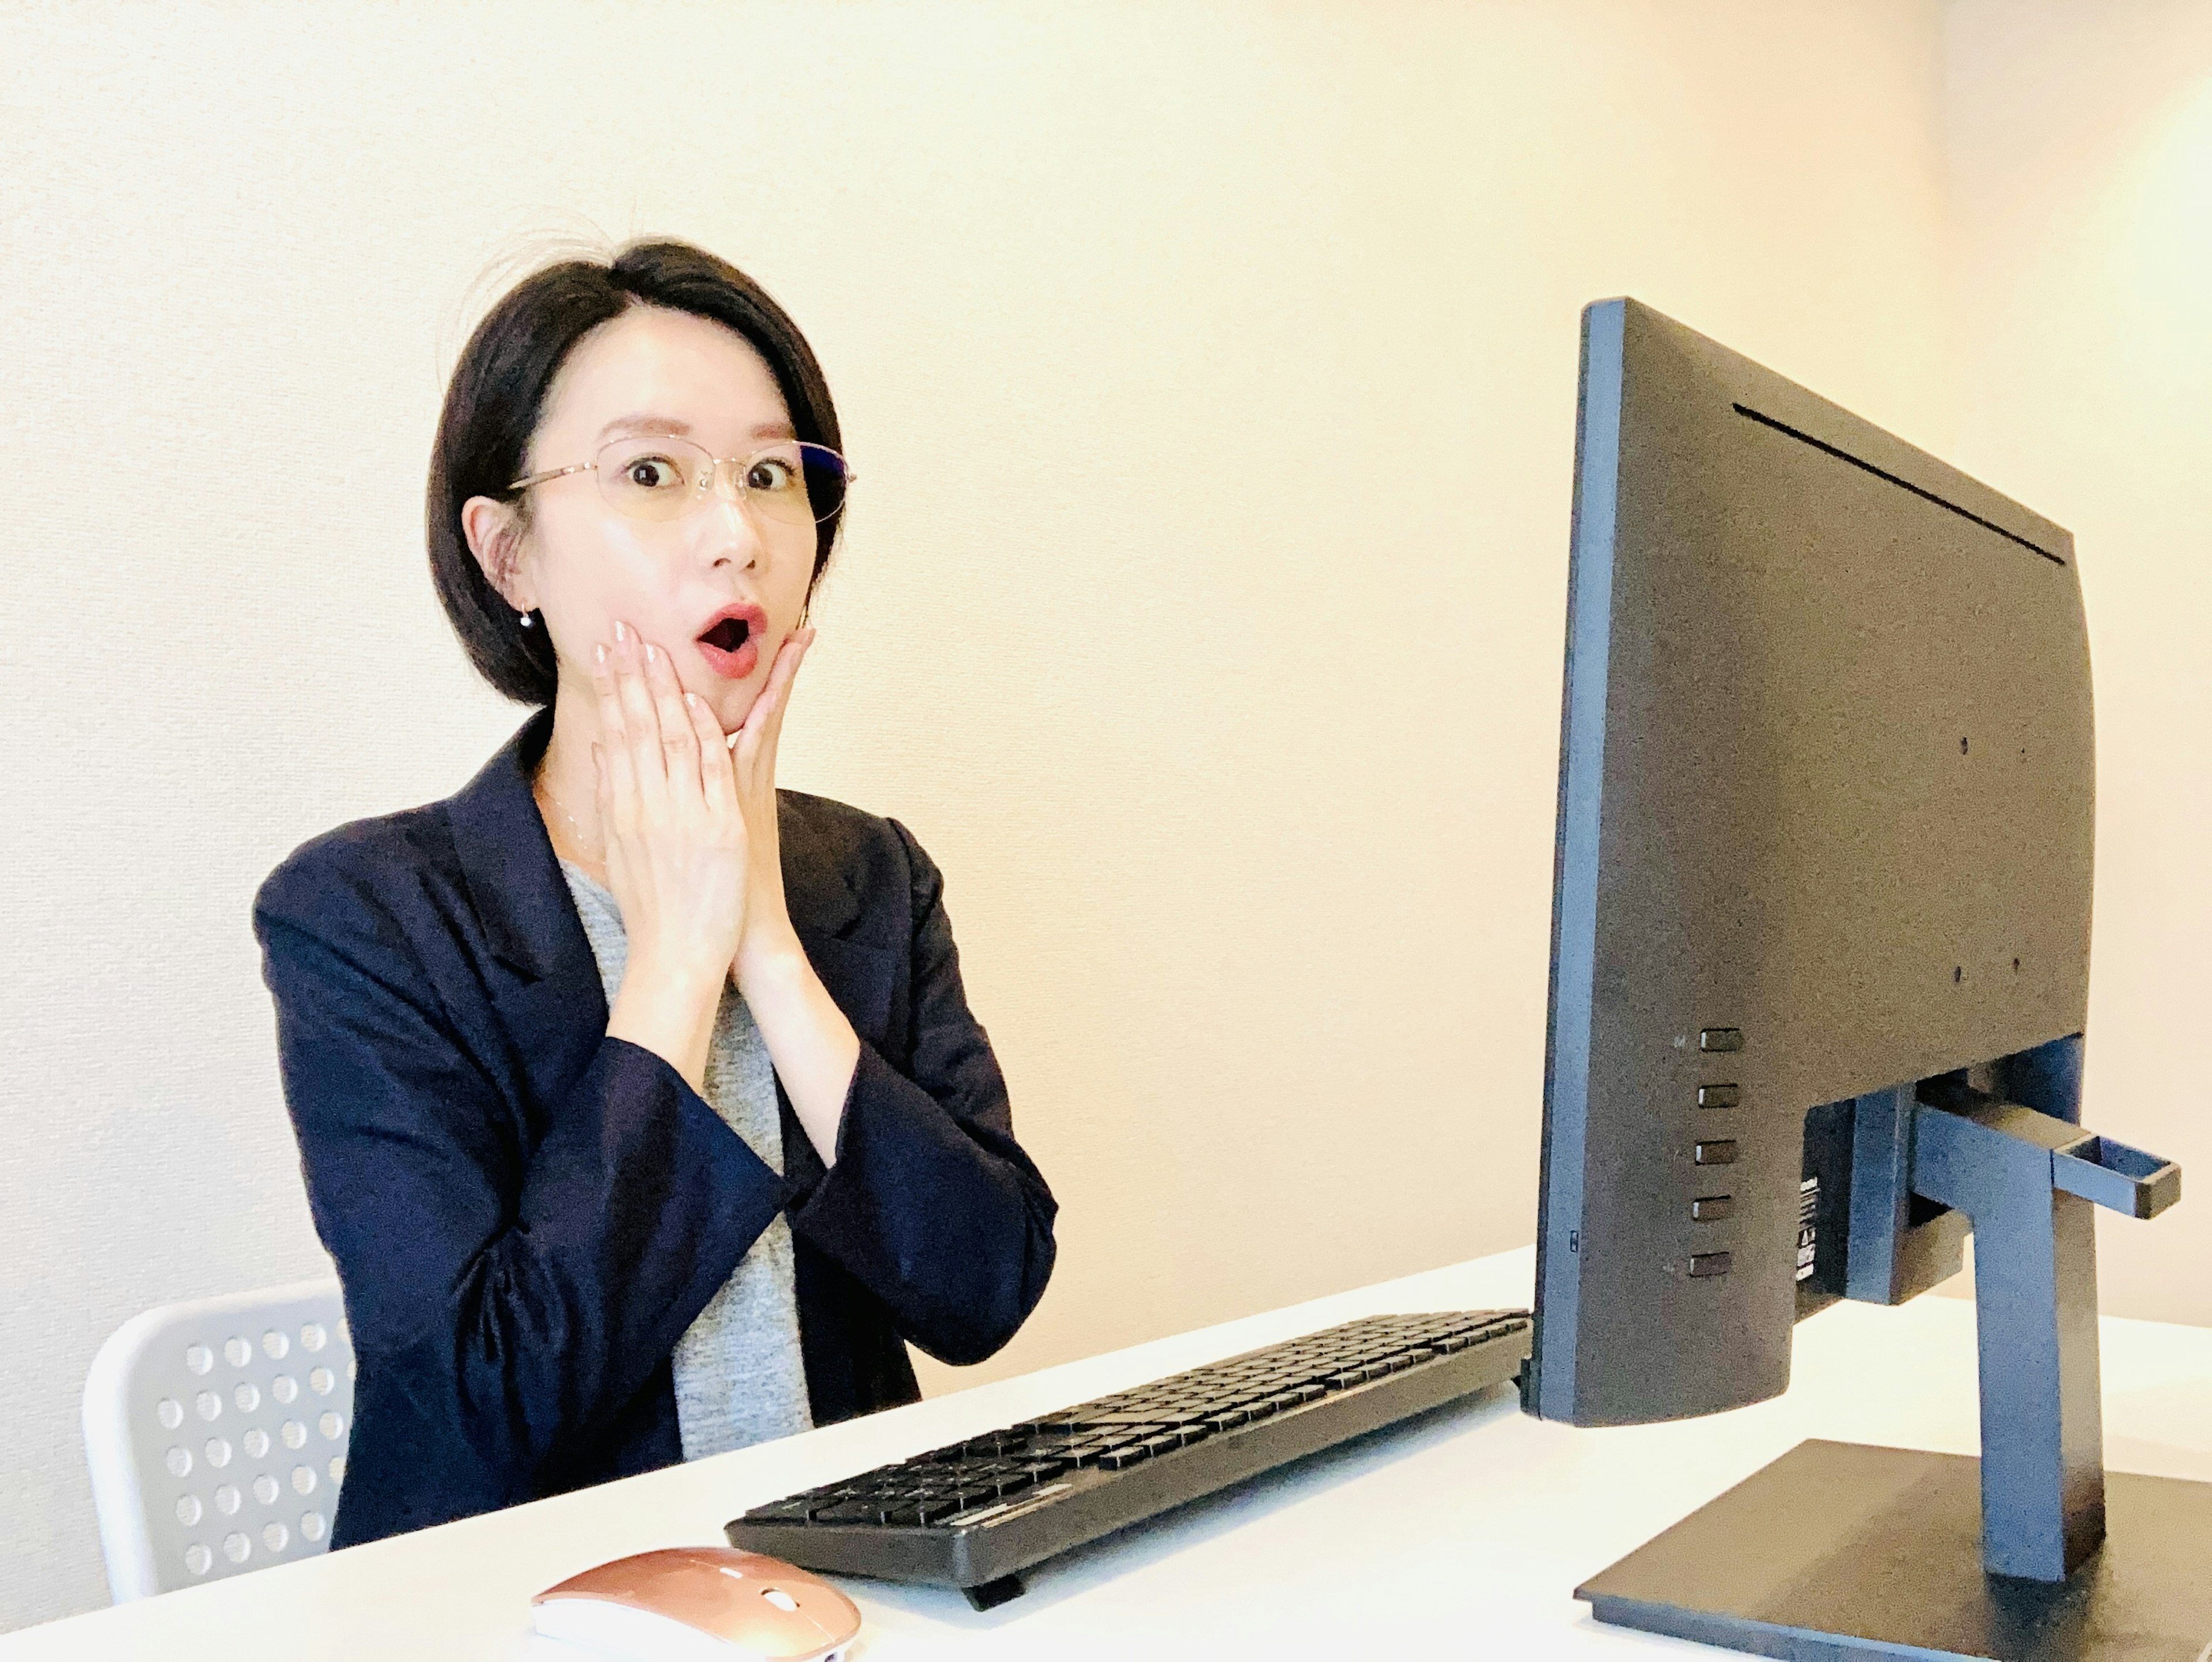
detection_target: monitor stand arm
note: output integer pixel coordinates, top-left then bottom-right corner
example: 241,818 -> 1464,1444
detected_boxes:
1577,1080 -> 2203,1660
1908,1094 -> 2180,1582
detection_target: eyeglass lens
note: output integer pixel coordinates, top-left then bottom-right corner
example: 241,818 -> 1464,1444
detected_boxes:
596,435 -> 849,525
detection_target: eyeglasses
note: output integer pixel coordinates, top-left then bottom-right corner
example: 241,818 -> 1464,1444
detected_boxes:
509,435 -> 853,527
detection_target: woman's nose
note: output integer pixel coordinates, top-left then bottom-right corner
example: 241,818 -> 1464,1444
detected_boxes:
700,479 -> 764,567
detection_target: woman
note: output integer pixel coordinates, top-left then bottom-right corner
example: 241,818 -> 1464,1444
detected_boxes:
253,240 -> 1057,1549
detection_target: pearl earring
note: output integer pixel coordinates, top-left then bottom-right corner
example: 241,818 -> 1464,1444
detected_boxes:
518,610 -> 535,629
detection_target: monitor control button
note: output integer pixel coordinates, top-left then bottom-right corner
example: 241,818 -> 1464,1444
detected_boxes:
1688,1252 -> 1733,1278
1694,1141 -> 1740,1166
1698,1084 -> 1741,1108
1699,1029 -> 1745,1053
1691,1195 -> 1734,1221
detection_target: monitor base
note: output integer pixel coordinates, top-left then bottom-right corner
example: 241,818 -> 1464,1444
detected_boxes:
1579,1440 -> 2212,1660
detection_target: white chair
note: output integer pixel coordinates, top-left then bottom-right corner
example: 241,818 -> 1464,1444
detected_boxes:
83,1277 -> 356,1600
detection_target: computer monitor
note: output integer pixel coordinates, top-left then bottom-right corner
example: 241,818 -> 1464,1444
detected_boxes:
1525,299 -> 2200,1659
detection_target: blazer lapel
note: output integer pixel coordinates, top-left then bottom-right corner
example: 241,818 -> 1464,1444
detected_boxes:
446,709 -> 611,1119
777,793 -> 896,1047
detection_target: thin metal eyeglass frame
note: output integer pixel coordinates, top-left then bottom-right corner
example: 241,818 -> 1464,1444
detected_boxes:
507,437 -> 855,524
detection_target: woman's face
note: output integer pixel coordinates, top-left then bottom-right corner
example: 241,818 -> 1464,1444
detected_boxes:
482,305 -> 819,732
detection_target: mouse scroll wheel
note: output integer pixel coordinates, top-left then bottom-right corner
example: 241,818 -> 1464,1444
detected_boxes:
762,1588 -> 800,1612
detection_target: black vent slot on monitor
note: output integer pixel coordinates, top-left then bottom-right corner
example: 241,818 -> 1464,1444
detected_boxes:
1732,403 -> 2063,567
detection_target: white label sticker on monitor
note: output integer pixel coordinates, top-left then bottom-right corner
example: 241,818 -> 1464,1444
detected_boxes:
1797,1176 -> 1819,1282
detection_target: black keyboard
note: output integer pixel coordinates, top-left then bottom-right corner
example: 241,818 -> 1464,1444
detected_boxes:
725,1308 -> 1532,1608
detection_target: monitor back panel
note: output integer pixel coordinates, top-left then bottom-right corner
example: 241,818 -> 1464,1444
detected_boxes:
1528,299 -> 2092,1426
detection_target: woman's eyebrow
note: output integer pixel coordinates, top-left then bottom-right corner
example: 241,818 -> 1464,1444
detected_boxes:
597,413 -> 695,441
595,414 -> 799,442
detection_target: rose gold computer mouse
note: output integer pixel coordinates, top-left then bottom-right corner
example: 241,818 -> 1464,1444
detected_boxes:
530,1546 -> 862,1662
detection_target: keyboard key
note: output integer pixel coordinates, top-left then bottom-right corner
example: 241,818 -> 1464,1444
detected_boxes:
808,1500 -> 887,1525
742,1500 -> 813,1524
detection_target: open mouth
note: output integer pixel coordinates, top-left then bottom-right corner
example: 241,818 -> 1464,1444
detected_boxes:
699,615 -> 751,653
694,606 -> 765,680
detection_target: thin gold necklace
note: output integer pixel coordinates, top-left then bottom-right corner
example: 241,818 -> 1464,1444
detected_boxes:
533,770 -> 603,866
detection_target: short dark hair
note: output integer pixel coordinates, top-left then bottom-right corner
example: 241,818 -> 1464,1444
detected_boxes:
427,239 -> 846,706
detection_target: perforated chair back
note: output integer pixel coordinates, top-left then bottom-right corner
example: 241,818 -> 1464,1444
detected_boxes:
83,1277 -> 356,1600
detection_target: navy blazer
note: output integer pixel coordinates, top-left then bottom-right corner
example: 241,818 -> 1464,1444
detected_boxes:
252,707 -> 1056,1549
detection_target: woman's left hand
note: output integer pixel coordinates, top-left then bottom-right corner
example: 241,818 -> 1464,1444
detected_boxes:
727,626 -> 815,985
721,624 -> 858,1164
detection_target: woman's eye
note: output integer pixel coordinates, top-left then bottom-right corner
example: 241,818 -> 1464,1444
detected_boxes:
624,456 -> 685,489
745,458 -> 799,492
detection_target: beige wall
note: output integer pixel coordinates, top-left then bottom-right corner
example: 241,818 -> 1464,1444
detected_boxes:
0,0 -> 1963,1632
1942,1 -> 2212,1320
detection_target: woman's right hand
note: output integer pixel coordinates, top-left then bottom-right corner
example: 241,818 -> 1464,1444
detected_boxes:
593,620 -> 748,1088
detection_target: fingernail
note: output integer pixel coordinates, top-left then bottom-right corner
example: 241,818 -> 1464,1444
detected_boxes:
684,692 -> 701,709
613,620 -> 631,644
643,642 -> 660,666
593,643 -> 608,668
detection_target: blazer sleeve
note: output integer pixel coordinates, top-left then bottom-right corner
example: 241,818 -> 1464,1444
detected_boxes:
785,817 -> 1058,1365
253,853 -> 786,1534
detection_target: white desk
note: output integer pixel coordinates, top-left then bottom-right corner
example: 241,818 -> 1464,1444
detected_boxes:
9,1247 -> 2212,1660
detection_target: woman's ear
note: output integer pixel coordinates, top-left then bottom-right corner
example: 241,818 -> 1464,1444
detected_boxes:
462,495 -> 536,614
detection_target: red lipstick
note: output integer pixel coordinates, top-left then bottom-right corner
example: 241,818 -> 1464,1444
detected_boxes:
694,603 -> 767,682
